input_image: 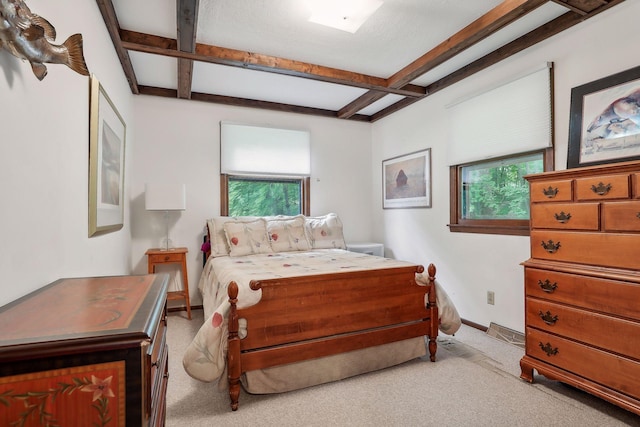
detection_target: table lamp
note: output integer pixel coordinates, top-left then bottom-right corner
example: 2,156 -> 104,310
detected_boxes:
145,183 -> 186,251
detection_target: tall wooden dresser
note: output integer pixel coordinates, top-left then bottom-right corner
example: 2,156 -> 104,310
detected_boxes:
0,274 -> 169,426
520,160 -> 640,415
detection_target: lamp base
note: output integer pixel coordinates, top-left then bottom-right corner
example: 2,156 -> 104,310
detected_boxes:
160,237 -> 174,251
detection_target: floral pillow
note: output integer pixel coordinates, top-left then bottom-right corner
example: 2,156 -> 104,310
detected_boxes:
304,213 -> 346,249
223,219 -> 273,257
266,215 -> 312,252
207,216 -> 259,257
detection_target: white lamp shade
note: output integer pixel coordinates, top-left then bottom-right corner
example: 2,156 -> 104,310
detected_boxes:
145,183 -> 186,211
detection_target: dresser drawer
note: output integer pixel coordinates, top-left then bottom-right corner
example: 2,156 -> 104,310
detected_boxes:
530,179 -> 573,203
603,201 -> 640,232
148,252 -> 183,264
525,268 -> 640,321
530,203 -> 599,230
149,317 -> 167,397
526,298 -> 640,358
575,173 -> 630,201
150,348 -> 168,427
526,328 -> 640,400
530,230 -> 640,269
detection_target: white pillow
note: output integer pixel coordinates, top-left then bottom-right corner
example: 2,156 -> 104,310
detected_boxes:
304,213 -> 346,249
267,215 -> 312,252
223,219 -> 273,257
207,216 -> 259,257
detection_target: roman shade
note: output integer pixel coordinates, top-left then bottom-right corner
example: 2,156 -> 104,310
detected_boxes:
447,63 -> 553,165
220,122 -> 311,176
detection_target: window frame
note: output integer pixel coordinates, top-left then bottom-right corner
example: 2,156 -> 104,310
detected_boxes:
448,148 -> 554,236
220,174 -> 310,217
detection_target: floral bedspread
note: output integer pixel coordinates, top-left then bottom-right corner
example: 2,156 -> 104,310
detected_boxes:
182,249 -> 460,383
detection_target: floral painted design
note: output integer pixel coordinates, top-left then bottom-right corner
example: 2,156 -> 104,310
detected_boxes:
0,365 -> 122,427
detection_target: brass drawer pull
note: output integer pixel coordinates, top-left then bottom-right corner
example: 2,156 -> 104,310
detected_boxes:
538,279 -> 557,293
538,310 -> 558,325
543,186 -> 559,198
554,211 -> 571,223
541,240 -> 561,253
636,212 -> 640,219
591,182 -> 611,196
539,342 -> 559,356
164,255 -> 171,261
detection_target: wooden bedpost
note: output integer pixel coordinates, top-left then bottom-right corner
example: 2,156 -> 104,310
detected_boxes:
427,263 -> 438,362
228,281 -> 241,411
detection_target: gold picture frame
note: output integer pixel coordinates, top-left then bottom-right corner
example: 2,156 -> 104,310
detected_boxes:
88,75 -> 126,237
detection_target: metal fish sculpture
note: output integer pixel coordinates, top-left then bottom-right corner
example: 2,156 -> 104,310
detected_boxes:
0,0 -> 89,80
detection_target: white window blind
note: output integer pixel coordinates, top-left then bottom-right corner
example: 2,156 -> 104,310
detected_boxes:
220,122 -> 311,176
447,63 -> 553,165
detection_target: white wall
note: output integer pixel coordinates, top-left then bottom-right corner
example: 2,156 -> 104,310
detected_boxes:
372,1 -> 640,332
130,96 -> 373,306
2,1 -> 637,332
0,1 -> 135,307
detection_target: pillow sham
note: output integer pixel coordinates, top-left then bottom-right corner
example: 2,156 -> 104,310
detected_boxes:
207,216 -> 260,257
223,219 -> 273,257
304,213 -> 346,249
266,215 -> 312,252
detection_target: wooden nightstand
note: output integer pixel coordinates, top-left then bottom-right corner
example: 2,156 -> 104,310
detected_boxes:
146,247 -> 191,319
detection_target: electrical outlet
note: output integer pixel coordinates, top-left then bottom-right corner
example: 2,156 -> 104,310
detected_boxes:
487,291 -> 495,305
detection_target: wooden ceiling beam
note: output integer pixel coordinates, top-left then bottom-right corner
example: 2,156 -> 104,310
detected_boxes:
371,0 -> 626,122
338,91 -> 388,118
176,0 -> 199,99
119,30 -> 426,98
388,0 -> 548,88
95,0 -> 139,94
339,0 -> 547,119
138,85 -> 371,122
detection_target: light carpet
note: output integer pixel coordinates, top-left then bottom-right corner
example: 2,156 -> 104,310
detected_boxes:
165,310 -> 639,426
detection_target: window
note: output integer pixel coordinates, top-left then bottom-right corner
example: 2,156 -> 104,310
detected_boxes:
449,148 -> 553,236
446,64 -> 554,235
219,122 -> 311,216
221,174 -> 310,216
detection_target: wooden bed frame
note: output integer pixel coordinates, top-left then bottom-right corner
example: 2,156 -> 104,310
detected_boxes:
226,262 -> 438,411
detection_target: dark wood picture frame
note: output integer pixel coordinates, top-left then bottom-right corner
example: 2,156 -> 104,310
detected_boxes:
568,65 -> 640,168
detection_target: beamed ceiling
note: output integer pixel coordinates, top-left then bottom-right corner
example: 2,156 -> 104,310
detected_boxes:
97,0 -> 625,122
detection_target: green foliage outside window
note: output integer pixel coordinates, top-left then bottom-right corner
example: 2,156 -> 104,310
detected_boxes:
228,177 -> 301,217
461,152 -> 543,220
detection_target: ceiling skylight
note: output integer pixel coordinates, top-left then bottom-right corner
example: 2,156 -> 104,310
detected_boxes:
307,0 -> 384,34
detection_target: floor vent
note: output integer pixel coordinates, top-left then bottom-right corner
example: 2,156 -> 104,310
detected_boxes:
486,322 -> 525,348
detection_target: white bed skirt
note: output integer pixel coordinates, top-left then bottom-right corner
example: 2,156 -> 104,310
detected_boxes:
241,336 -> 426,394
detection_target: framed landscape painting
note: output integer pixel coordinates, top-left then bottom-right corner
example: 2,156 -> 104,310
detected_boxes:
88,75 -> 127,237
382,148 -> 431,209
568,65 -> 640,168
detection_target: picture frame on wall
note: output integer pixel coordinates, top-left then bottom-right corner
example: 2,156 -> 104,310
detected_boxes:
88,75 -> 127,237
567,64 -> 640,168
382,148 -> 431,209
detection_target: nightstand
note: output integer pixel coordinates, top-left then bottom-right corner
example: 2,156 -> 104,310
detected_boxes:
146,247 -> 191,319
346,242 -> 384,257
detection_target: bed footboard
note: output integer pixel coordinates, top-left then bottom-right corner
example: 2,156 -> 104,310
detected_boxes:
227,263 -> 438,411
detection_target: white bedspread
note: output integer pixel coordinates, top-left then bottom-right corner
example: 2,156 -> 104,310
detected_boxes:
182,249 -> 460,383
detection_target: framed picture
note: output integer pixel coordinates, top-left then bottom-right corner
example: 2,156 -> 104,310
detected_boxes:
568,64 -> 640,168
88,75 -> 127,237
382,148 -> 431,209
